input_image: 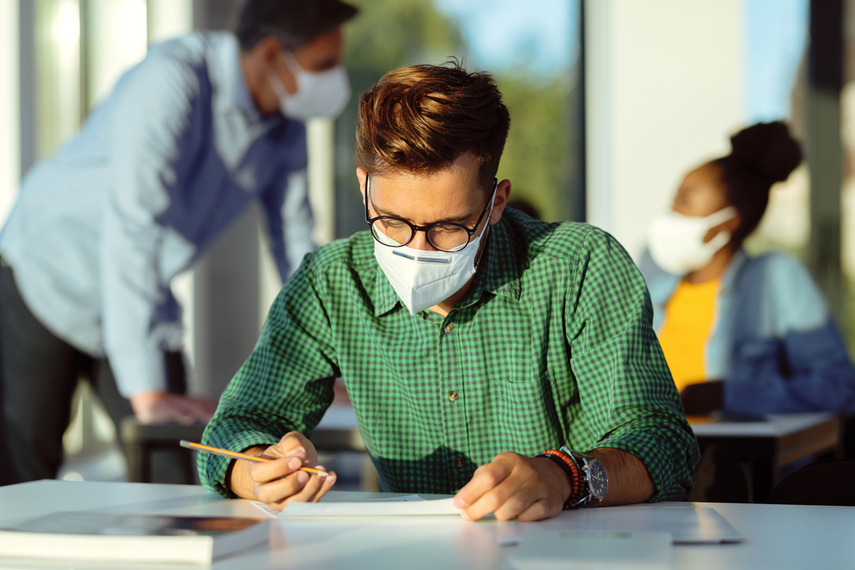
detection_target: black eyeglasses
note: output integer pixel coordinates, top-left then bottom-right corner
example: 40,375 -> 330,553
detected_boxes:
364,174 -> 497,253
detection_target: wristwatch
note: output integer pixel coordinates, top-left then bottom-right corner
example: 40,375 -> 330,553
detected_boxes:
560,447 -> 608,507
537,447 -> 608,508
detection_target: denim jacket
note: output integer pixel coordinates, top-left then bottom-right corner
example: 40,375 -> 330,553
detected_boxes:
640,249 -> 855,414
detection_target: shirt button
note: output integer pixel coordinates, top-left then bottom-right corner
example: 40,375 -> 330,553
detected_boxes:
443,323 -> 454,334
455,457 -> 465,468
448,391 -> 459,402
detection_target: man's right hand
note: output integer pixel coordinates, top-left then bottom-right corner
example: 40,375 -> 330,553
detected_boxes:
228,432 -> 337,509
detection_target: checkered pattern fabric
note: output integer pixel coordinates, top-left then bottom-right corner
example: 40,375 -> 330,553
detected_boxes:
200,209 -> 699,500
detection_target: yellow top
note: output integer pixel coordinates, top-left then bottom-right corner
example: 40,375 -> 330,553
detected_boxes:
657,278 -> 719,393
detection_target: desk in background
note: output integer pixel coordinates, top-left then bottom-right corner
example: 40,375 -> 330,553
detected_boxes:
1,480 -> 853,570
121,403 -> 367,483
689,412 -> 842,503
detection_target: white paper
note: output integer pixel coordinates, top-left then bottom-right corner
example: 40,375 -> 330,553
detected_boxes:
532,504 -> 741,544
507,530 -> 672,570
252,495 -> 462,517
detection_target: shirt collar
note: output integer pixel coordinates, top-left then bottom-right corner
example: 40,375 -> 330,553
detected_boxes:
208,32 -> 263,119
460,216 -> 522,307
372,251 -> 401,317
720,248 -> 748,294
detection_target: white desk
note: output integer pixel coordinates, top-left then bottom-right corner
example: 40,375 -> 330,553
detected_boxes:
689,413 -> 842,502
1,480 -> 853,569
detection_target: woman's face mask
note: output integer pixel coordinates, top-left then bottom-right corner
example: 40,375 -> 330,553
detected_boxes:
648,207 -> 738,275
267,51 -> 350,121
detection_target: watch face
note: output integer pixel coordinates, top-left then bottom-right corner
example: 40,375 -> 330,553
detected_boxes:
587,459 -> 608,500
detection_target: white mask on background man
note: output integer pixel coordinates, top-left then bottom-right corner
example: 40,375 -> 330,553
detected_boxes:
267,51 -> 350,121
647,207 -> 737,275
373,191 -> 497,315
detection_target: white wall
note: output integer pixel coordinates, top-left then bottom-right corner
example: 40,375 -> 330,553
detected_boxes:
148,0 -> 194,45
0,0 -> 20,227
585,0 -> 746,259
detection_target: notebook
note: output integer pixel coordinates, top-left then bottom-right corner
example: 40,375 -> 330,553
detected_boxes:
0,512 -> 269,565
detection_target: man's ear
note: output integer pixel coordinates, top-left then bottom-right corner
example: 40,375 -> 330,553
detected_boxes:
489,179 -> 512,225
356,168 -> 367,203
254,36 -> 284,66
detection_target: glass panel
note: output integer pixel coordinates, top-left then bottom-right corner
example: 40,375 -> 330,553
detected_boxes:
741,0 -> 809,260
335,0 -> 581,238
84,0 -> 148,108
34,0 -> 82,159
842,0 -> 855,352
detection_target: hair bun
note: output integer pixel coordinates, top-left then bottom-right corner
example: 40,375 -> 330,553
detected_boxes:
729,121 -> 802,185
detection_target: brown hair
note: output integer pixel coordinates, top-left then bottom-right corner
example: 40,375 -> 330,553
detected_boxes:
355,60 -> 511,190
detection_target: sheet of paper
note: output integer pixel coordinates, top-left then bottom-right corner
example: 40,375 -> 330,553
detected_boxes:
532,503 -> 741,544
507,530 -> 672,570
253,495 -> 462,517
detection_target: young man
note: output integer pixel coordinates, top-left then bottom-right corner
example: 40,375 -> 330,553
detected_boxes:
200,63 -> 699,521
0,0 -> 358,485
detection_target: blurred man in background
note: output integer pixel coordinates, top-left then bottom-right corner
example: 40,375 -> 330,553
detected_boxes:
0,0 -> 358,485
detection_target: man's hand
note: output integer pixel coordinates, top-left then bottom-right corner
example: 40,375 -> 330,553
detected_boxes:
680,381 -> 723,416
453,451 -> 571,522
228,432 -> 337,510
130,391 -> 218,425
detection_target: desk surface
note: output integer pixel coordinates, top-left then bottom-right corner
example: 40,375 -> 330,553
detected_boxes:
1,481 -> 853,570
689,412 -> 837,437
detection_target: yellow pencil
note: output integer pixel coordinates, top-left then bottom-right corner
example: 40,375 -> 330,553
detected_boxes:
180,440 -> 329,477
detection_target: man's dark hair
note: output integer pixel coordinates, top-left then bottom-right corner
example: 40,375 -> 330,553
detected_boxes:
235,0 -> 358,51
355,60 -> 511,190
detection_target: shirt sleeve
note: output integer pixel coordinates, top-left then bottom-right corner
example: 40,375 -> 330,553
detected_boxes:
724,254 -> 855,414
260,168 -> 315,282
199,253 -> 338,497
100,52 -> 199,398
566,227 -> 700,501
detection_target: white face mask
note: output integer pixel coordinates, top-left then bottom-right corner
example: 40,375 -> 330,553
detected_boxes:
372,188 -> 497,315
267,51 -> 350,121
648,207 -> 737,275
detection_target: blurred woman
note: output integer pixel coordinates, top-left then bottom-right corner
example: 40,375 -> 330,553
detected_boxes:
641,121 -> 855,416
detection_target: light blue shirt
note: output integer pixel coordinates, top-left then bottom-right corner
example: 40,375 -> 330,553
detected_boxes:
641,249 -> 855,414
0,32 -> 314,397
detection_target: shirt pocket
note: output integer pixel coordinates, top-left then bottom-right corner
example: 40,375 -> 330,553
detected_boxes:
493,370 -> 561,454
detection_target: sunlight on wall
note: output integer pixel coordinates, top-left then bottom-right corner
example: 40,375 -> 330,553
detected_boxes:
87,0 -> 148,107
0,1 -> 20,227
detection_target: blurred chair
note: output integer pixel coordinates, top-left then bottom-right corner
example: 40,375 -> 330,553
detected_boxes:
118,352 -> 201,484
766,459 -> 855,506
120,418 -> 204,483
843,415 -> 855,459
687,442 -> 751,503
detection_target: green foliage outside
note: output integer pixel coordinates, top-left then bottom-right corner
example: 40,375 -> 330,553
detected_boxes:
333,0 -> 579,238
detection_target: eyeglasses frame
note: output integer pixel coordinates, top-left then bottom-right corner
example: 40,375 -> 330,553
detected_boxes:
364,174 -> 498,253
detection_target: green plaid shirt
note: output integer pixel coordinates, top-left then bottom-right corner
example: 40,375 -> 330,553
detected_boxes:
200,209 -> 699,500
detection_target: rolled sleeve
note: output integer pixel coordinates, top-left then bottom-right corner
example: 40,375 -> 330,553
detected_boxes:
199,254 -> 338,497
102,52 -> 201,397
567,227 -> 699,501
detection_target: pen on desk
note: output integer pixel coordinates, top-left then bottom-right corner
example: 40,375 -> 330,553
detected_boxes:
179,440 -> 329,477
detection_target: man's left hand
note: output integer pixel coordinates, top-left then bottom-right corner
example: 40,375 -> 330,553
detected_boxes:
453,451 -> 571,521
130,391 -> 218,425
